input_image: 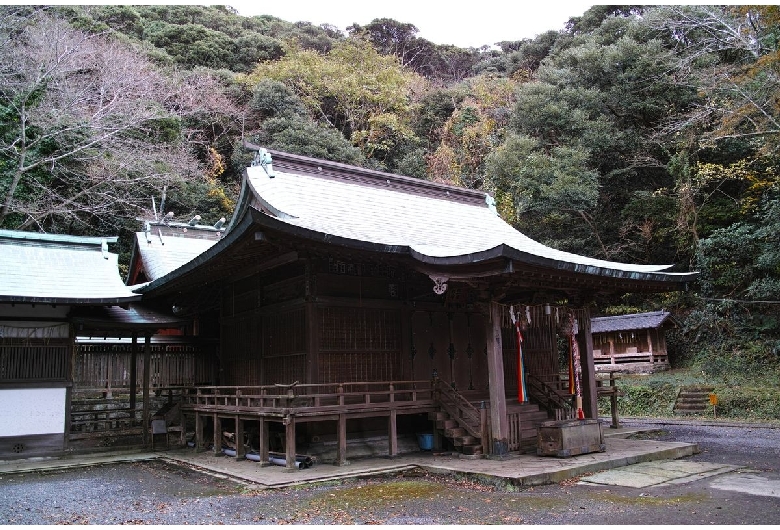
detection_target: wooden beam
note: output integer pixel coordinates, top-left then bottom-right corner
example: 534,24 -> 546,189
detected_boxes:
485,301 -> 508,456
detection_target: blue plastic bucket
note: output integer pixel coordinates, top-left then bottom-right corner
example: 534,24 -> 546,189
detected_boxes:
417,433 -> 434,450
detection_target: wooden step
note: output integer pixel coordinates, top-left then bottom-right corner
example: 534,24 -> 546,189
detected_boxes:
453,435 -> 477,447
444,427 -> 466,438
428,411 -> 448,421
461,443 -> 483,455
437,419 -> 458,430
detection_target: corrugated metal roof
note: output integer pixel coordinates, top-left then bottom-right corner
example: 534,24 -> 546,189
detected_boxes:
0,231 -> 140,304
591,311 -> 671,333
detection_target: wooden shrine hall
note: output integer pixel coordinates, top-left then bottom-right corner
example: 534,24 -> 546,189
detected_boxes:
125,148 -> 697,466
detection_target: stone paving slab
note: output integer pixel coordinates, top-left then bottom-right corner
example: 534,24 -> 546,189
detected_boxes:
0,427 -> 698,490
579,459 -> 742,488
158,436 -> 698,489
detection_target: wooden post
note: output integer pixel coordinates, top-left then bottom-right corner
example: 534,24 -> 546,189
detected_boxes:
388,409 -> 398,457
647,329 -> 654,363
195,411 -> 204,451
130,332 -> 138,413
285,414 -> 296,470
431,374 -> 442,451
576,308 -> 598,419
485,301 -> 508,456
235,416 -> 245,460
609,372 -> 620,429
142,332 -> 151,446
213,414 -> 222,455
480,400 -> 489,456
336,413 -> 348,466
258,418 -> 269,466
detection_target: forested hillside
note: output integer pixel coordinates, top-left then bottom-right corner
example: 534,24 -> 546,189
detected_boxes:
2,5 -> 779,374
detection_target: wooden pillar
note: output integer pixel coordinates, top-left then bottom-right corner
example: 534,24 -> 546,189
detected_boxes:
285,414 -> 296,470
485,301 -> 508,456
213,414 -> 222,455
142,332 -> 151,446
647,329 -> 654,362
609,372 -> 620,429
235,416 -> 245,460
388,410 -> 398,457
576,308 -> 598,419
195,412 -> 204,451
258,418 -> 269,465
130,332 -> 138,413
336,414 -> 348,466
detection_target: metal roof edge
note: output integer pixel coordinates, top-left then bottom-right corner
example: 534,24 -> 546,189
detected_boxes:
410,244 -> 699,283
0,294 -> 142,305
0,229 -> 118,246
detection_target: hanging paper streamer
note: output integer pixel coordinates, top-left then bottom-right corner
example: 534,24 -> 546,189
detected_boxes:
510,306 -> 528,403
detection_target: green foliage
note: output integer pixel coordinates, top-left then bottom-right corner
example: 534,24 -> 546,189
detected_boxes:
605,367 -> 780,423
243,116 -> 366,166
244,38 -> 422,164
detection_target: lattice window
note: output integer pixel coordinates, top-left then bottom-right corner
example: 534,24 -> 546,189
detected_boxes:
0,340 -> 69,382
319,307 -> 400,352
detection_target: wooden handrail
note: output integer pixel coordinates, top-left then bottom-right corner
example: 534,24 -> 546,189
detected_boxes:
170,380 -> 435,416
434,379 -> 482,438
525,373 -> 574,419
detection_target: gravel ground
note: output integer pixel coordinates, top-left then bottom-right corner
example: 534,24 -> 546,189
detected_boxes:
2,421 -> 780,525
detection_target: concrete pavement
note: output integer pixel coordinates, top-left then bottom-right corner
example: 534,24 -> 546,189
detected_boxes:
0,424 -> 701,489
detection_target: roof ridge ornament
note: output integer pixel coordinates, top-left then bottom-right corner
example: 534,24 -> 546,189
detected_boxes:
485,194 -> 498,215
252,148 -> 276,178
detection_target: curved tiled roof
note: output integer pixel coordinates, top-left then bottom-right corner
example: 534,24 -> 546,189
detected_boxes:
591,311 -> 671,333
0,230 -> 140,305
242,151 -> 694,281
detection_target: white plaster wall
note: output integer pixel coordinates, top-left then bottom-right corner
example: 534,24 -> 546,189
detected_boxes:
0,388 -> 66,436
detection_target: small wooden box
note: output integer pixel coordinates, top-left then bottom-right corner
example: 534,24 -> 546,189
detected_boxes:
537,419 -> 605,457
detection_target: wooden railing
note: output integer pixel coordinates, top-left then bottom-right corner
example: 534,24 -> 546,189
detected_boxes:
434,379 -> 483,438
173,380 -> 436,419
526,373 -> 574,420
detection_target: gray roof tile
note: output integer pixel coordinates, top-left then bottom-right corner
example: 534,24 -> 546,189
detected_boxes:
246,165 -> 679,275
591,311 -> 671,333
0,232 -> 140,304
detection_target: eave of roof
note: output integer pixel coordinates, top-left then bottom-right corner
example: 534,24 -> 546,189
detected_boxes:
0,231 -> 141,305
70,303 -> 189,331
591,311 -> 672,333
139,148 -> 698,296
